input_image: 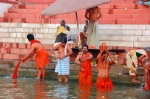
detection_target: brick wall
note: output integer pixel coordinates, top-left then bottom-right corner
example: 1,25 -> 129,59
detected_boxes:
1,0 -> 150,24
0,22 -> 150,64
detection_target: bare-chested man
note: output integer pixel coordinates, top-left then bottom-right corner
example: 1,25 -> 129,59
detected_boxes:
53,38 -> 73,83
21,34 -> 49,80
96,43 -> 114,91
85,6 -> 102,48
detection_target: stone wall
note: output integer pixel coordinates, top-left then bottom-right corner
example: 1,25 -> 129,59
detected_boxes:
99,24 -> 150,48
1,22 -> 150,47
0,22 -> 150,64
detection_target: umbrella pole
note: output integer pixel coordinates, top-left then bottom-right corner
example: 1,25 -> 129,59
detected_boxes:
75,12 -> 81,47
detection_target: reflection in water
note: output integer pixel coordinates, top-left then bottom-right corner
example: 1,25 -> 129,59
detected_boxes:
95,83 -> 113,99
34,80 -> 49,99
53,83 -> 69,99
96,89 -> 110,99
0,77 -> 149,99
78,85 -> 92,99
12,79 -> 18,88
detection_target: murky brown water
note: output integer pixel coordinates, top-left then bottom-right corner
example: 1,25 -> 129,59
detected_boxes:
0,77 -> 150,99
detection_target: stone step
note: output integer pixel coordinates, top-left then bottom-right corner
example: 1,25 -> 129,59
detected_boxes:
0,60 -> 145,83
117,74 -> 145,82
0,60 -> 14,67
0,64 -> 11,69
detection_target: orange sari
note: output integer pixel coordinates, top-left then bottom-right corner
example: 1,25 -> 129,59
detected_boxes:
35,48 -> 49,69
96,77 -> 113,92
96,43 -> 113,92
30,40 -> 49,69
78,52 -> 92,85
78,84 -> 92,98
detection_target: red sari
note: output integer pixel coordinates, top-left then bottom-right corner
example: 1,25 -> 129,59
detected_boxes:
78,52 -> 92,85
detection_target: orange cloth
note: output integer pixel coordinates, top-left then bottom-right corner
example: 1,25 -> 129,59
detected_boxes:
30,39 -> 41,46
148,80 -> 150,89
96,77 -> 113,92
78,85 -> 92,98
143,80 -> 150,90
88,44 -> 96,49
35,47 -> 49,69
78,52 -> 92,85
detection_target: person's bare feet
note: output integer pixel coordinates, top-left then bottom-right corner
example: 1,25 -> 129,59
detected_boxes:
58,77 -> 62,83
132,79 -> 140,83
143,84 -> 150,90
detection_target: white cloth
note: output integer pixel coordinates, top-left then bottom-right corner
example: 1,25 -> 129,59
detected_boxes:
63,30 -> 72,41
55,44 -> 70,75
87,21 -> 99,48
126,49 -> 147,75
54,42 -> 61,47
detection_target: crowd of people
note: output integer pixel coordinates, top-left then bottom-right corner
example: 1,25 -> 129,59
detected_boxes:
19,6 -> 150,92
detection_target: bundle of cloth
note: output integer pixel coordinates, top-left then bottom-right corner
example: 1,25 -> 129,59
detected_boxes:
143,0 -> 150,6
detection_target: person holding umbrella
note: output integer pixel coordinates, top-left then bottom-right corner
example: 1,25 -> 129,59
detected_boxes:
85,6 -> 102,49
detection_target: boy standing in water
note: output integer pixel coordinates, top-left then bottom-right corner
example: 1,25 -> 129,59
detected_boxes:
96,43 -> 114,91
21,34 -> 49,80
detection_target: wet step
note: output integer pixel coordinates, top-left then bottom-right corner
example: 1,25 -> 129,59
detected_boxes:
0,64 -> 11,69
123,66 -> 144,76
0,63 -> 11,75
0,60 -> 146,83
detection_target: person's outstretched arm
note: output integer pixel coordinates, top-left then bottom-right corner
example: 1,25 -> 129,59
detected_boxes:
20,46 -> 35,62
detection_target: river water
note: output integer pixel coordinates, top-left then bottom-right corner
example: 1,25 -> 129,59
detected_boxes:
0,77 -> 149,99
